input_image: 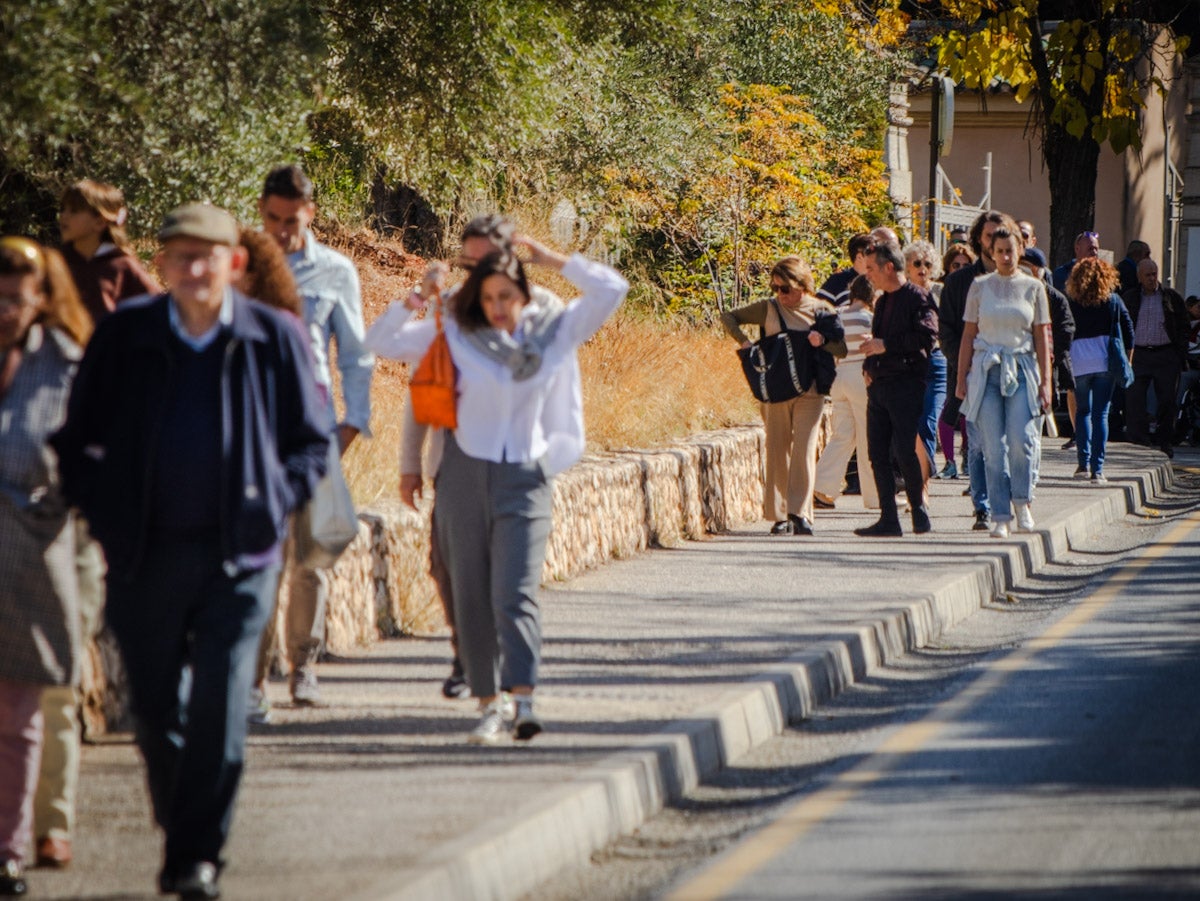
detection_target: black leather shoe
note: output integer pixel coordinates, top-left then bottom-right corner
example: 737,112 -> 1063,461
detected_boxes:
912,506 -> 932,534
173,862 -> 220,899
854,519 -> 903,537
789,514 -> 814,536
0,859 -> 27,896
770,520 -> 793,535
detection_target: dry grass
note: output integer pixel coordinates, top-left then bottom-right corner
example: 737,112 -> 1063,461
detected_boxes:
318,228 -> 759,507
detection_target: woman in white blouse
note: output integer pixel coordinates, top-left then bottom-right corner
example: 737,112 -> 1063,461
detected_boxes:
365,237 -> 628,743
954,227 -> 1052,538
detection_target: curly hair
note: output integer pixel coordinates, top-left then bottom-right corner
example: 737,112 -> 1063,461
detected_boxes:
769,255 -> 815,294
237,228 -> 302,316
1065,257 -> 1120,307
0,237 -> 93,346
902,240 -> 942,281
941,242 -> 976,278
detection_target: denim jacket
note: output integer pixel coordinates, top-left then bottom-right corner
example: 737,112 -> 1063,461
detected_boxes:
289,237 -> 374,435
50,292 -> 330,580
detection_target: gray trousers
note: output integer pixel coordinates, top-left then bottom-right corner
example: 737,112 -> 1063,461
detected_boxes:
434,435 -> 552,698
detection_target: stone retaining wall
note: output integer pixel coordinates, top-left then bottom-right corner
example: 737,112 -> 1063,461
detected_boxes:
81,424 -> 771,735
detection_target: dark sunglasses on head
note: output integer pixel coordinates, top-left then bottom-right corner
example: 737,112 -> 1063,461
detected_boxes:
1076,231 -> 1099,241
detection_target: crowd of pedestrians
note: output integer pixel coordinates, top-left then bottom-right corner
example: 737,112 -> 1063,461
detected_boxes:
732,209 -> 1194,541
1,172 -> 1195,901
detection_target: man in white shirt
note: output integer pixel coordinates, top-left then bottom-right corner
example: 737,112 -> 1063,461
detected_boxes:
257,164 -> 375,708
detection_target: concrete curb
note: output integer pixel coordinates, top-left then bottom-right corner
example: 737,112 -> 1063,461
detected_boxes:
363,460 -> 1175,901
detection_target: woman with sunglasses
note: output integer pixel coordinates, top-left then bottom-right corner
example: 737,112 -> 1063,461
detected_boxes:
721,256 -> 847,536
955,227 -> 1053,538
0,237 -> 92,896
904,241 -> 947,501
58,179 -> 159,324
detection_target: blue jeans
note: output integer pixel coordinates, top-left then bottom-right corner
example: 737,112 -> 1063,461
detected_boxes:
920,349 -> 947,470
106,540 -> 278,874
1074,372 -> 1115,474
966,419 -> 988,515
975,364 -> 1041,523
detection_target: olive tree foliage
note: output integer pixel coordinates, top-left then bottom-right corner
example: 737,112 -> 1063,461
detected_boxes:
0,0 -> 322,238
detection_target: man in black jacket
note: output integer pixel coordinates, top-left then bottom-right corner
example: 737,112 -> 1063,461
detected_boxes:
1123,258 -> 1191,456
51,203 -> 329,900
855,242 -> 939,537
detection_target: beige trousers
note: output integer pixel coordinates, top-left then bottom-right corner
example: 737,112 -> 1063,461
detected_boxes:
813,363 -> 879,509
35,518 -> 105,841
761,392 -> 826,522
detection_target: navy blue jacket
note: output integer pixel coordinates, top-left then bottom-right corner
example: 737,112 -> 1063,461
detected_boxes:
50,292 -> 330,580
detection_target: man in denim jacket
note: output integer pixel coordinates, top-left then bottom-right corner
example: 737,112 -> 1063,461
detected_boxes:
257,164 -> 375,707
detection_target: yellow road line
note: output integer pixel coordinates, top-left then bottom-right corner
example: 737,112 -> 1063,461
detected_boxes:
666,510 -> 1200,901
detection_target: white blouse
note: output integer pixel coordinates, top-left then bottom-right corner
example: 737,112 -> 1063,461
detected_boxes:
364,254 -> 628,475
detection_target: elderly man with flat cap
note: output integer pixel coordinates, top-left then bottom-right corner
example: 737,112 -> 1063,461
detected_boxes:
51,202 -> 329,899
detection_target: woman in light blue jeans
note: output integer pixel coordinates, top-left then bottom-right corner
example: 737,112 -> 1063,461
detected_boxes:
1065,258 -> 1134,481
955,228 -> 1053,538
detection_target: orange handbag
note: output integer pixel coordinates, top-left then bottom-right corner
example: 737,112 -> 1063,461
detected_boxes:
409,300 -> 458,429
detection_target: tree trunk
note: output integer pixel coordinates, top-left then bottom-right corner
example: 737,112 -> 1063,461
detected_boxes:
1042,121 -> 1101,268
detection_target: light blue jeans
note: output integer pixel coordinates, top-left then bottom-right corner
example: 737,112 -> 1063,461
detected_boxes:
975,364 -> 1041,523
1074,371 -> 1115,475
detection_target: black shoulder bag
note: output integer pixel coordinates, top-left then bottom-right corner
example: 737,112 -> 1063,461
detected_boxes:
737,298 -> 811,403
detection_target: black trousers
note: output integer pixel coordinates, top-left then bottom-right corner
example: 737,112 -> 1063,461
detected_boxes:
1127,345 -> 1183,446
106,540 -> 278,875
866,375 -> 927,524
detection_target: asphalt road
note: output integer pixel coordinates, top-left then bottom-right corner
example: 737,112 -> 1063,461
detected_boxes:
663,510 -> 1200,900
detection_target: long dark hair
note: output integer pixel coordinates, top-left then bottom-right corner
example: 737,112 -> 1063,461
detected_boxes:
452,249 -> 531,331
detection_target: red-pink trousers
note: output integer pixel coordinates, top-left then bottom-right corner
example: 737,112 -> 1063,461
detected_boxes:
0,680 -> 43,863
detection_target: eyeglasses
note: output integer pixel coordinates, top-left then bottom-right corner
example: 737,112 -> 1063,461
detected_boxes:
909,259 -> 933,269
770,283 -> 793,295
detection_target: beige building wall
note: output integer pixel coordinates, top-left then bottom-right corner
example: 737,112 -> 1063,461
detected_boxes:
905,39 -> 1191,283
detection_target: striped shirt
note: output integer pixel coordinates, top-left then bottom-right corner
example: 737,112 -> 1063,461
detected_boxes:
838,303 -> 874,364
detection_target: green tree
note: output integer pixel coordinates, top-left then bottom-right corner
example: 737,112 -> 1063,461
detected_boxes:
0,0 -> 322,237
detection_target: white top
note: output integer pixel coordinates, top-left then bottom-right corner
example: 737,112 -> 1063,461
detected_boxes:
837,302 -> 873,364
365,254 -> 628,476
964,270 -> 1051,349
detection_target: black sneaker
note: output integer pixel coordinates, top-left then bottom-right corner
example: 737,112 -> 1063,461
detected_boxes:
512,696 -> 543,741
973,509 -> 989,531
770,520 -> 793,535
854,519 -> 903,537
0,859 -> 26,897
442,671 -> 470,699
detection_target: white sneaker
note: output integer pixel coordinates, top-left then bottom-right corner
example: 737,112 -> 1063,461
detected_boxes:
1015,504 -> 1035,533
248,686 -> 271,725
468,698 -> 511,745
990,521 -> 1010,539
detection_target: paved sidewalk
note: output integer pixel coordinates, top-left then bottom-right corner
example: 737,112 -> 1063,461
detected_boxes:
36,443 -> 1190,900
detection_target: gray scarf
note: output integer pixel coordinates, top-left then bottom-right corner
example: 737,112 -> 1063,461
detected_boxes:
463,295 -> 566,381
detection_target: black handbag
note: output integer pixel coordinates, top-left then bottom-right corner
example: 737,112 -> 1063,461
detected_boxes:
737,299 -> 811,403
